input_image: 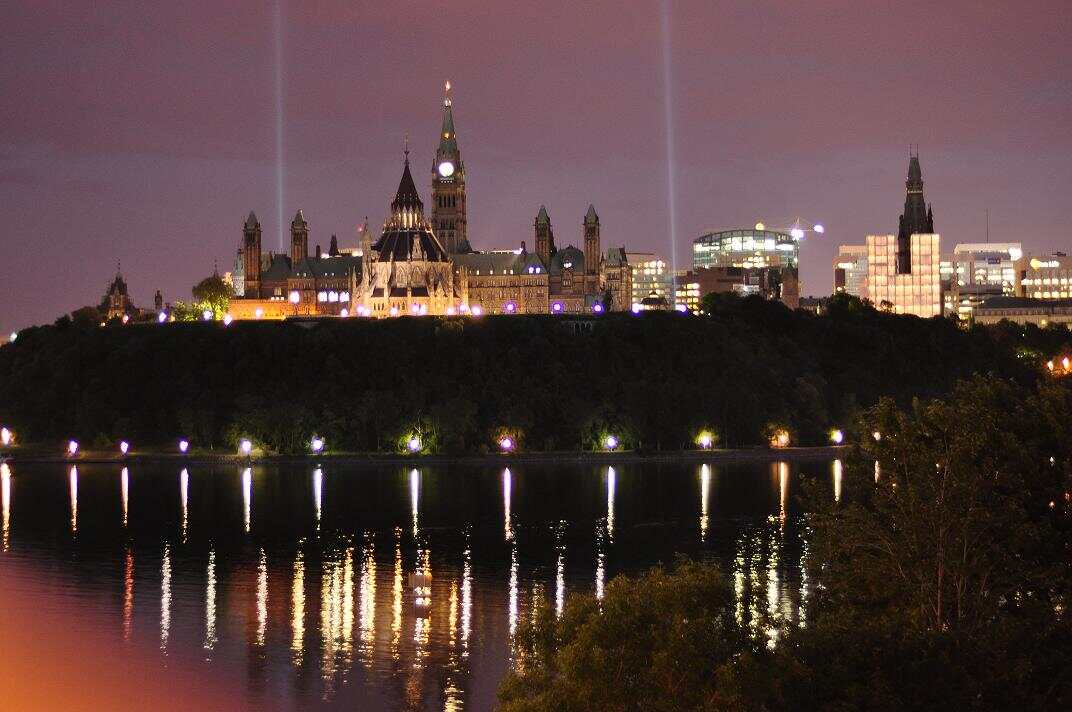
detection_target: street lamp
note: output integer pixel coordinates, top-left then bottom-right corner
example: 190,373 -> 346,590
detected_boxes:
310,436 -> 325,454
178,439 -> 189,454
499,436 -> 514,452
119,440 -> 130,455
603,435 -> 619,451
407,436 -> 422,453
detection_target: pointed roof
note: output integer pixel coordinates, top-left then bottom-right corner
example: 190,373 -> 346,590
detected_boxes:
908,154 -> 922,184
392,157 -> 423,213
328,234 -> 339,257
585,204 -> 599,223
536,205 -> 550,224
291,209 -> 307,228
245,211 -> 259,229
437,81 -> 459,158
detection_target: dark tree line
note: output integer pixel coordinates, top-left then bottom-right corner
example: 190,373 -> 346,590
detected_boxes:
1,293 -> 1069,454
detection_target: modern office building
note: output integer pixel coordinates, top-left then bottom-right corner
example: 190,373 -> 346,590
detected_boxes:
692,227 -> 799,270
1016,253 -> 1072,299
943,243 -> 1021,319
832,245 -> 868,299
865,153 -> 941,318
974,297 -> 1072,326
626,252 -> 673,308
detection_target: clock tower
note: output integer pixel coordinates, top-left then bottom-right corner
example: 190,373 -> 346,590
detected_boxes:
431,81 -> 470,254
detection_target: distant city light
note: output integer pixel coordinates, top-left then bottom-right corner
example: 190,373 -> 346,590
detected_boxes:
499,436 -> 514,452
178,439 -> 189,454
67,440 -> 79,456
471,305 -> 484,317
873,431 -> 882,442
551,302 -> 564,314
675,304 -> 688,313
121,314 -> 130,324
254,308 -> 264,319
591,303 -> 604,314
119,440 -> 130,455
696,431 -> 714,449
407,436 -> 422,453
790,228 -> 805,240
240,439 -> 253,456
340,308 -> 349,317
755,222 -> 766,231
223,314 -> 233,325
770,429 -> 790,448
813,224 -> 825,234
504,301 -> 517,314
631,303 -> 642,314
8,332 -> 16,342
1064,357 -> 1070,371
1047,360 -> 1055,371
1,427 -> 12,447
1008,247 -> 1023,260
289,291 -> 300,304
830,429 -> 844,445
202,309 -> 213,321
410,303 -> 420,314
603,435 -> 619,451
446,306 -> 457,316
158,311 -> 167,323
310,436 -> 325,453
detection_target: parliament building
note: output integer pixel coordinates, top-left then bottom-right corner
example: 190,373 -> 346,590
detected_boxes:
229,84 -> 632,320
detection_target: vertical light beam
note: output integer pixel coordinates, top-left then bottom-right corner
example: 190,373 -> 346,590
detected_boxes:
274,0 -> 285,250
660,0 -> 678,294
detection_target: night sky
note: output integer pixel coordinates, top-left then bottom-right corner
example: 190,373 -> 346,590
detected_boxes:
2,1 -> 1070,333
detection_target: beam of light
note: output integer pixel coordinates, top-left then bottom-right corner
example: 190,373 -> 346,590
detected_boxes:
502,468 -> 513,542
68,466 -> 78,534
123,547 -> 134,641
180,468 -> 189,543
256,548 -> 268,646
120,467 -> 129,528
274,0 -> 285,250
313,467 -> 323,531
205,549 -> 217,651
833,459 -> 843,503
292,548 -> 305,663
606,466 -> 616,544
660,0 -> 678,292
700,464 -> 711,544
2,462 -> 11,551
242,467 -> 252,533
160,543 -> 171,652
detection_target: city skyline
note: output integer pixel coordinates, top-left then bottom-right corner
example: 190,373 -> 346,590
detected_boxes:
1,1 -> 1070,333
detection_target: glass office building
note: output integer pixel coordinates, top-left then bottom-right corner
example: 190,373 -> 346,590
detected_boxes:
692,228 -> 799,270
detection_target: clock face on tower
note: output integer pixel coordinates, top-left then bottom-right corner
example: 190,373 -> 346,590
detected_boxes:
437,160 -> 455,178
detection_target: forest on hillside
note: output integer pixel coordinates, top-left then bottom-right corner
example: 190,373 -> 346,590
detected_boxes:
1,294 -> 1069,454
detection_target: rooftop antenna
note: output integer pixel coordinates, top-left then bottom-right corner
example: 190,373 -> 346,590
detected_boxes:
403,133 -> 410,162
985,208 -> 990,244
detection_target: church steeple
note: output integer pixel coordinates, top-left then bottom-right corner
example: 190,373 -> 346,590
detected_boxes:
431,81 -> 469,255
896,148 -> 935,274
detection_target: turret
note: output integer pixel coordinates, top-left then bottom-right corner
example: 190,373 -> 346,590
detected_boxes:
583,204 -> 600,275
535,205 -> 555,266
431,81 -> 469,254
896,149 -> 935,274
243,211 -> 262,297
290,209 -> 308,265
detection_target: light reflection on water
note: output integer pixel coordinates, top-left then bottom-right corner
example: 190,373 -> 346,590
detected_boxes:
0,459 -> 841,710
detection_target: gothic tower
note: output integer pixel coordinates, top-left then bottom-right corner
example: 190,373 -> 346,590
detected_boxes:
535,205 -> 555,267
243,211 -> 262,297
431,81 -> 469,254
896,150 -> 935,274
583,204 -> 600,275
290,209 -> 308,265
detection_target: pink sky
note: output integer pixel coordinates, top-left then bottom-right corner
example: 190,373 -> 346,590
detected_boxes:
1,0 -> 1070,330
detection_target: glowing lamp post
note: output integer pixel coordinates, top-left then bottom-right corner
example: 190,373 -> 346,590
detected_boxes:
389,306 -> 400,317
551,302 -> 564,314
696,431 -> 714,449
158,311 -> 167,323
830,429 -> 844,445
8,331 -> 17,342
67,440 -> 79,456
1064,357 -> 1071,371
407,436 -> 422,454
504,301 -> 517,314
1047,360 -> 1055,371
289,291 -> 300,305
223,314 -> 233,326
603,435 -> 619,451
310,436 -> 325,454
1,427 -> 12,447
410,303 -> 420,315
873,431 -> 882,442
119,440 -> 130,455
499,436 -> 514,453
240,439 -> 253,457
591,303 -> 604,314
631,303 -> 642,314
178,439 -> 189,454
675,303 -> 688,313
471,305 -> 484,317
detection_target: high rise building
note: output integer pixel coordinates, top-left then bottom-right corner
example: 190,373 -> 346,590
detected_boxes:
832,245 -> 869,299
1016,253 -> 1072,299
692,227 -> 799,270
945,243 -> 1021,318
867,153 -> 941,317
626,252 -> 672,307
431,82 -> 469,255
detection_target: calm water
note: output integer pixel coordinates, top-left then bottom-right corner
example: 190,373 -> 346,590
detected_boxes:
0,459 -> 839,710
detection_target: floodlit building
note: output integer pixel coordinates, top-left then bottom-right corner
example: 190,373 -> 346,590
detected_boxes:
627,252 -> 673,308
693,227 -> 799,270
832,245 -> 869,300
1016,253 -> 1072,300
866,153 -> 941,317
974,297 -> 1072,326
943,243 -> 1021,319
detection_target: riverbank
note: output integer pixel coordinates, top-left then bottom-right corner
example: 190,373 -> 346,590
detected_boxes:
0,445 -> 846,467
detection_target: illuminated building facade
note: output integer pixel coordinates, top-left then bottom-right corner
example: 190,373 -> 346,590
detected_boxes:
865,154 -> 941,317
626,252 -> 672,307
692,228 -> 799,270
944,242 -> 1021,319
1016,253 -> 1072,299
431,82 -> 469,255
974,297 -> 1072,326
832,245 -> 868,300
